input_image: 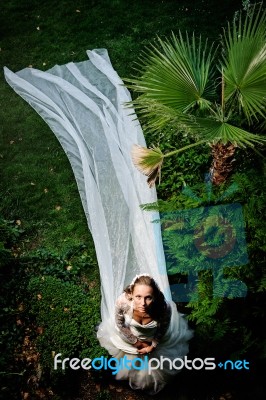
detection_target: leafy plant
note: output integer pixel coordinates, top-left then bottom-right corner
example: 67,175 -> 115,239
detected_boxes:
157,169 -> 266,360
27,274 -> 103,376
126,4 -> 266,186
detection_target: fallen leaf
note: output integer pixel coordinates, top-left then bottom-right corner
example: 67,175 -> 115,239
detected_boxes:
96,384 -> 101,392
36,26 -> 40,30
66,265 -> 72,271
44,188 -> 48,193
30,182 -> 36,186
76,9 -> 81,13
37,294 -> 42,300
16,219 -> 21,225
10,140 -> 15,144
55,205 -> 61,211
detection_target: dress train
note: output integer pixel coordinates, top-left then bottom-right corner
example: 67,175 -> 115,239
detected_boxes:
4,49 -> 192,394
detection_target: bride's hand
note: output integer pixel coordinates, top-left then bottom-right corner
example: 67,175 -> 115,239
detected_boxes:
137,345 -> 154,354
133,340 -> 151,349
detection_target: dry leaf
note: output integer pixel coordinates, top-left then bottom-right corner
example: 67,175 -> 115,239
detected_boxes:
16,219 -> 21,225
10,140 -> 15,144
55,205 -> 61,211
37,294 -> 42,300
95,384 -> 101,392
44,188 -> 48,193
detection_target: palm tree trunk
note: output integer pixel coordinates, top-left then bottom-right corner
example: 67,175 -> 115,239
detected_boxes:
210,142 -> 236,185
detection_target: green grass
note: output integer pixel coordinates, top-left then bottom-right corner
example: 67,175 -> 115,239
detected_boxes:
0,0 -> 242,251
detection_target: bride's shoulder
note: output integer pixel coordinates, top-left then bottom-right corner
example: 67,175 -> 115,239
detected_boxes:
115,292 -> 132,309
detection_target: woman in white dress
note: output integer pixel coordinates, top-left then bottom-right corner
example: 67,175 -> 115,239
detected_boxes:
97,274 -> 192,394
4,49 -> 192,395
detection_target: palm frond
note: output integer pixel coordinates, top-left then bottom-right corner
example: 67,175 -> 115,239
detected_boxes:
124,31 -> 217,132
222,4 -> 266,122
190,116 -> 266,148
130,99 -> 200,135
131,144 -> 163,187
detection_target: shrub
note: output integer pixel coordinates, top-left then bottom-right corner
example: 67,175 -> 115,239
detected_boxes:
27,274 -> 103,376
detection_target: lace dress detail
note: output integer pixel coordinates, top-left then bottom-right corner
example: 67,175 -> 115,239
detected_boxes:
114,292 -> 171,344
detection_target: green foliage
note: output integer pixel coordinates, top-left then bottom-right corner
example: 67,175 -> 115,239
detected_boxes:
160,168 -> 266,359
0,215 -> 103,397
223,3 -> 266,122
125,3 -> 266,179
144,123 -> 211,199
96,390 -> 112,400
0,217 -> 27,398
0,218 -> 24,267
27,274 -> 103,374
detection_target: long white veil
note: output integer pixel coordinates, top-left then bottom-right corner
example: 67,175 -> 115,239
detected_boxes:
4,49 -> 172,323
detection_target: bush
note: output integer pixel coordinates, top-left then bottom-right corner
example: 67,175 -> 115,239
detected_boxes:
157,168 -> 266,360
27,274 -> 103,376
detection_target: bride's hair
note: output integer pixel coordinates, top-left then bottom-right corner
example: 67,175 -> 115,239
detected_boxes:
124,275 -> 167,320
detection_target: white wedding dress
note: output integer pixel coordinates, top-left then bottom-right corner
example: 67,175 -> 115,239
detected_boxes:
4,49 -> 192,394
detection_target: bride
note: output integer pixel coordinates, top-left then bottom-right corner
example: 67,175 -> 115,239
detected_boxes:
4,49 -> 192,394
98,274 -> 191,394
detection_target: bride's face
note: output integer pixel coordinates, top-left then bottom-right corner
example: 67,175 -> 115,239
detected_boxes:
132,284 -> 154,312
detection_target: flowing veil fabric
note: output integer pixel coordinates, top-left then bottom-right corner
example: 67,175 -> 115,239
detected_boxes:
4,50 -> 191,391
4,49 -> 171,316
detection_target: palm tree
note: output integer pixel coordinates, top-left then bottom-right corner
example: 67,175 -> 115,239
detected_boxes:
126,4 -> 266,186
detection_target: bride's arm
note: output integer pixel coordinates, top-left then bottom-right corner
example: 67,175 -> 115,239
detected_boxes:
115,294 -> 140,347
